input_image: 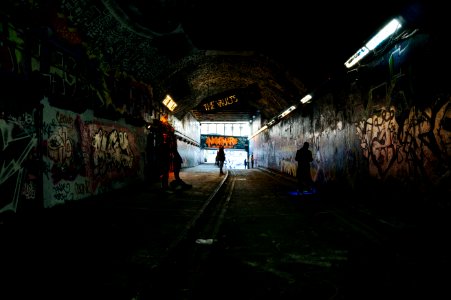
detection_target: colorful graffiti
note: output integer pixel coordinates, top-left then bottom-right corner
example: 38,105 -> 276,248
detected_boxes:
201,134 -> 247,149
41,102 -> 143,207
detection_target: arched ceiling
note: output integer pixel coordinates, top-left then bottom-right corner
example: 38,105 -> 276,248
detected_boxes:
92,0 -> 312,122
2,0 -> 423,122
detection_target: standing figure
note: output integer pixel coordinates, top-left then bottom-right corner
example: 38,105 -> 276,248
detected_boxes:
250,154 -> 254,168
295,142 -> 314,194
217,145 -> 226,175
170,142 -> 192,190
157,132 -> 171,191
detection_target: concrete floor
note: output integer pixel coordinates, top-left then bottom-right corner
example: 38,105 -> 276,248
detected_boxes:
1,164 -> 450,299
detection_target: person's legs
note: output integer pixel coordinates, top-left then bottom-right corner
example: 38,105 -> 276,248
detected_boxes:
170,162 -> 191,189
161,169 -> 169,189
297,173 -> 304,194
174,162 -> 182,182
219,161 -> 224,174
297,167 -> 311,194
300,167 -> 314,193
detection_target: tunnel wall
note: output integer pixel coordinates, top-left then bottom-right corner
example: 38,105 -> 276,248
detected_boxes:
172,113 -> 203,168
0,17 -> 201,214
251,31 -> 451,208
41,98 -> 147,208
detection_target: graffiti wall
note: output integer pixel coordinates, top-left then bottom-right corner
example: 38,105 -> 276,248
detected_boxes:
0,111 -> 40,214
251,29 -> 451,205
0,14 -> 182,214
41,98 -> 146,208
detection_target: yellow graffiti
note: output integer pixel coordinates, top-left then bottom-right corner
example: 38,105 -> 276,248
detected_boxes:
48,127 -> 73,164
202,95 -> 238,111
56,111 -> 74,125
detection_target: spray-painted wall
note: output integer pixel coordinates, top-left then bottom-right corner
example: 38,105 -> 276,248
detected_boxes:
0,16 -> 202,214
41,98 -> 146,208
0,110 -> 40,214
251,31 -> 451,206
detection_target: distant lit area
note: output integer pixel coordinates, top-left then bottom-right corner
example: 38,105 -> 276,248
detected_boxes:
204,148 -> 248,169
201,122 -> 250,168
200,122 -> 250,137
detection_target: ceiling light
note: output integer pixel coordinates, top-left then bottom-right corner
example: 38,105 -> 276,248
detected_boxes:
365,18 -> 402,51
300,94 -> 312,104
162,94 -> 177,111
345,18 -> 402,69
279,105 -> 296,118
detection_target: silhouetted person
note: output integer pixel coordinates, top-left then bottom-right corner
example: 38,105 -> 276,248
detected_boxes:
158,132 -> 171,191
217,145 -> 226,175
295,142 -> 314,194
170,145 -> 192,190
250,154 -> 254,168
244,159 -> 247,169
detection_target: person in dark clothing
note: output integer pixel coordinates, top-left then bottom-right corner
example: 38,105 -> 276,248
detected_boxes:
170,145 -> 192,190
173,149 -> 183,182
217,145 -> 226,175
295,142 -> 314,194
157,132 -> 171,191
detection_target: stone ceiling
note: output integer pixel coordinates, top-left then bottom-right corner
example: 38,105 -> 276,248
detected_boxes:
2,0 -> 423,122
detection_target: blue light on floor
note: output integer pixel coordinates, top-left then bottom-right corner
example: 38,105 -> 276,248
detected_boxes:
289,190 -> 300,196
288,189 -> 318,197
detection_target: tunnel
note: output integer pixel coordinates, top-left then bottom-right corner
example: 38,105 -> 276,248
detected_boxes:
0,1 -> 450,299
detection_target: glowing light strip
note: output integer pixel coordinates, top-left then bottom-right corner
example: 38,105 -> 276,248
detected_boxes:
249,125 -> 268,139
345,18 -> 402,69
162,94 -> 177,111
345,46 -> 369,68
279,105 -> 296,118
250,105 -> 297,139
366,18 -> 401,50
300,94 -> 312,103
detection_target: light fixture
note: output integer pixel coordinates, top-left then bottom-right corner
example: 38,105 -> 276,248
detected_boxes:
344,46 -> 370,69
300,94 -> 312,104
162,94 -> 177,111
249,125 -> 268,139
267,119 -> 276,126
279,105 -> 296,118
345,18 -> 402,69
366,18 -> 402,51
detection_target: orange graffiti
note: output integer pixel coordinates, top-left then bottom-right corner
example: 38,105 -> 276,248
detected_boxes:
205,136 -> 239,148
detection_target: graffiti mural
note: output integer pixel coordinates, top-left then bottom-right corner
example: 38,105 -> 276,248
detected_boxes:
201,134 -> 247,149
355,100 -> 451,187
41,100 -> 144,208
356,106 -> 399,178
0,113 -> 38,213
